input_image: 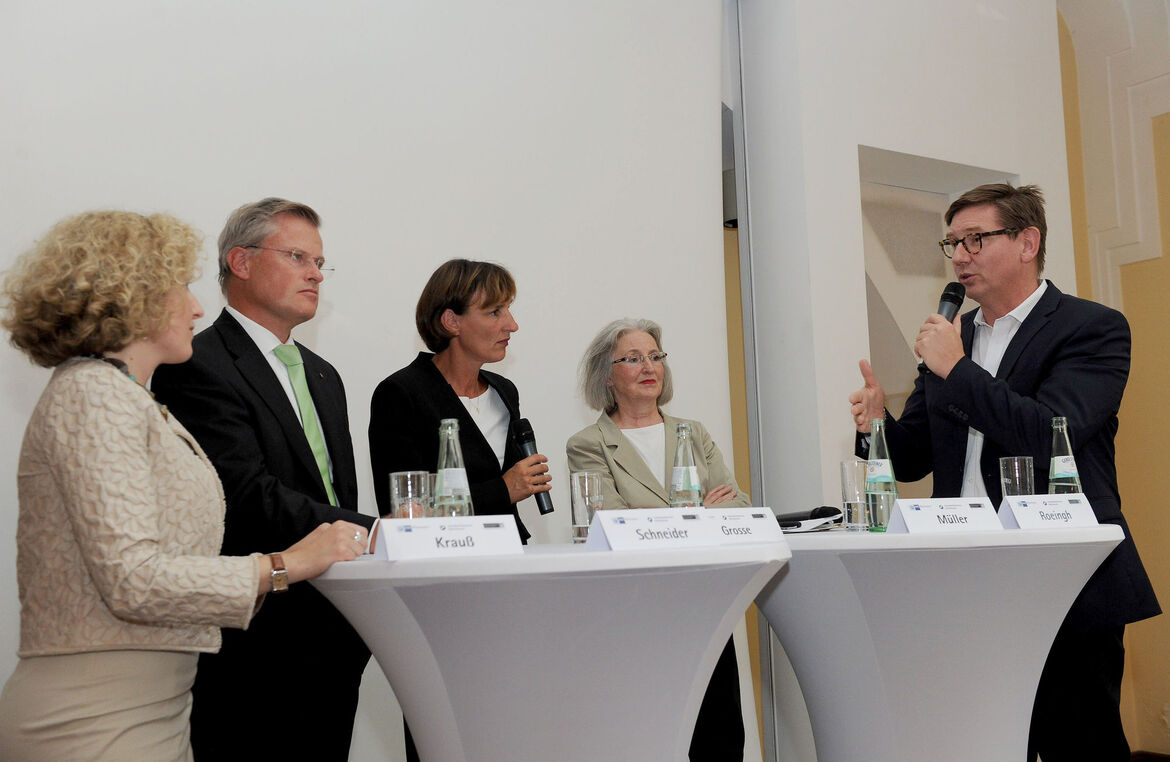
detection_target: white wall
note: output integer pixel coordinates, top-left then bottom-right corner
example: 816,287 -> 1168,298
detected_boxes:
736,0 -> 1076,757
0,2 -> 731,759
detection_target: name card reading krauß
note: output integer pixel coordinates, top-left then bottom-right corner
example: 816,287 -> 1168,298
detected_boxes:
886,497 -> 1003,533
999,493 -> 1098,529
585,507 -> 784,551
375,516 -> 524,560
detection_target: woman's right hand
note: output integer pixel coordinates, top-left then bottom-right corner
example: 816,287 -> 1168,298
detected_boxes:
502,453 -> 552,504
281,521 -> 368,585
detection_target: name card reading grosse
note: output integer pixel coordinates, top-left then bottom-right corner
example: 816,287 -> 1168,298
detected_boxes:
886,497 -> 1003,534
586,507 -> 783,551
999,493 -> 1098,529
375,515 -> 523,560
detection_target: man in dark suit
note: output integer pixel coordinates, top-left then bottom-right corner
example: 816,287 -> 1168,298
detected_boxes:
153,198 -> 375,760
849,183 -> 1159,762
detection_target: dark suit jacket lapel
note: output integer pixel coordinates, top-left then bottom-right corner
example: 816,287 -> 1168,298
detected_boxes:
599,413 -> 670,504
995,281 -> 1060,380
214,312 -> 323,488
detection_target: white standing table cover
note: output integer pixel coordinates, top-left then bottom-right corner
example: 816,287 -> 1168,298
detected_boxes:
314,541 -> 790,762
755,526 -> 1122,762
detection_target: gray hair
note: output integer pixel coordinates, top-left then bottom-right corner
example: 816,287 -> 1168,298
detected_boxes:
579,318 -> 673,413
217,197 -> 321,293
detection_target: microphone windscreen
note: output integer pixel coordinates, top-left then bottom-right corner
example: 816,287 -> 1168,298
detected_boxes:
512,417 -> 535,443
937,282 -> 965,321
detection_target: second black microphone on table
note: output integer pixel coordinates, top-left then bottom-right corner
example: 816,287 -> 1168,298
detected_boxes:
510,418 -> 555,515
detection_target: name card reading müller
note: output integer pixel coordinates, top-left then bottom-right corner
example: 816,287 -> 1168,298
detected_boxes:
886,497 -> 1003,533
374,515 -> 524,560
585,507 -> 785,551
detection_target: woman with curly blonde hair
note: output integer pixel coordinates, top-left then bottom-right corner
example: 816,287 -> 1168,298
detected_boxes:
0,211 -> 368,761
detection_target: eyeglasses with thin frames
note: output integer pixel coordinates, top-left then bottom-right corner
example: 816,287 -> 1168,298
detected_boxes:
938,228 -> 1019,259
245,246 -> 334,278
612,352 -> 668,367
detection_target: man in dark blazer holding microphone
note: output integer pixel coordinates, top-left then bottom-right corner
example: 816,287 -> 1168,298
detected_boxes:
153,198 -> 375,760
849,184 -> 1159,762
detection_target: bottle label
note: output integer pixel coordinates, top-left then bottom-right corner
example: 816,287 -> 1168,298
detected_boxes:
437,468 -> 470,496
1050,455 -> 1079,479
866,459 -> 894,484
671,466 -> 701,492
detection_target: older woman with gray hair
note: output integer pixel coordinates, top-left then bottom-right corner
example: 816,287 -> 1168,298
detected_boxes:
566,317 -> 749,510
565,317 -> 749,761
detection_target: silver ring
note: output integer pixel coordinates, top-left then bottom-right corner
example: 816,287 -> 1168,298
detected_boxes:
353,531 -> 362,543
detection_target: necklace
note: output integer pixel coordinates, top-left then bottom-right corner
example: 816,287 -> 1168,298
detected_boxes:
92,355 -> 169,421
463,388 -> 485,415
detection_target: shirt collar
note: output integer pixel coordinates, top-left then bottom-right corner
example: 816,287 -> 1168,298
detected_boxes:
973,279 -> 1048,328
226,305 -> 293,354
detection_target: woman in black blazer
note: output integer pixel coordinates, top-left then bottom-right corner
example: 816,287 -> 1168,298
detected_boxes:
368,259 -> 550,541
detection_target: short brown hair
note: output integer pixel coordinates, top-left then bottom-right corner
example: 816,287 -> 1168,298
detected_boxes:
217,198 -> 320,292
3,211 -> 202,367
945,183 -> 1047,272
415,259 -> 517,353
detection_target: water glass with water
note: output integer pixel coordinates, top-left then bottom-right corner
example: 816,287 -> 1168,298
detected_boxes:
570,472 -> 603,543
840,459 -> 868,531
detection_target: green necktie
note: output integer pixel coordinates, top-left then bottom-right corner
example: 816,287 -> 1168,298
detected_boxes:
273,344 -> 338,506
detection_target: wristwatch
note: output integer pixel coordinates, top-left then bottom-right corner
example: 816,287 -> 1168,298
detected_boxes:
268,553 -> 289,593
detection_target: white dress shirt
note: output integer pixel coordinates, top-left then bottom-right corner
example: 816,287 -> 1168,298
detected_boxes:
959,280 -> 1047,496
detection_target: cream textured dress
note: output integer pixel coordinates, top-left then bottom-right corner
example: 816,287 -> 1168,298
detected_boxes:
0,358 -> 261,761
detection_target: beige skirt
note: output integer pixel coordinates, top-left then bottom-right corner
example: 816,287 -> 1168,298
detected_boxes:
0,650 -> 198,762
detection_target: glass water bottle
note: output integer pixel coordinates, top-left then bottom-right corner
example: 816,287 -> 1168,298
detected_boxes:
1048,416 -> 1083,494
433,418 -> 474,517
865,418 -> 898,532
668,422 -> 703,507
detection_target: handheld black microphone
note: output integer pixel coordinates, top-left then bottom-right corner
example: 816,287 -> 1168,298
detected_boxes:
511,418 -> 555,515
918,282 -> 966,370
937,281 -> 966,322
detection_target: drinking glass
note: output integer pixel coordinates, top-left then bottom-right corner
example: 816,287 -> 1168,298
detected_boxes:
840,459 -> 868,531
999,456 -> 1035,497
570,472 -> 604,543
389,470 -> 432,518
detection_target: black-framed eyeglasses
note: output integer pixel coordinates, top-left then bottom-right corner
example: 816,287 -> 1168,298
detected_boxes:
245,246 -> 334,278
938,228 -> 1019,259
612,352 -> 668,367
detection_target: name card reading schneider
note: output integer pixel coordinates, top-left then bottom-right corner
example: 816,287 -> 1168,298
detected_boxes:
375,515 -> 523,560
886,497 -> 1003,534
585,507 -> 784,551
999,493 -> 1098,529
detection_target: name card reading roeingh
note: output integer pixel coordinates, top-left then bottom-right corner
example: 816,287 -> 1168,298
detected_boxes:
999,493 -> 1098,529
585,507 -> 784,551
375,516 -> 524,560
886,497 -> 1003,534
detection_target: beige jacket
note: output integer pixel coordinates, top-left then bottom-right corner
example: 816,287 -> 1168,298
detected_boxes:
15,358 -> 260,657
566,411 -> 751,509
